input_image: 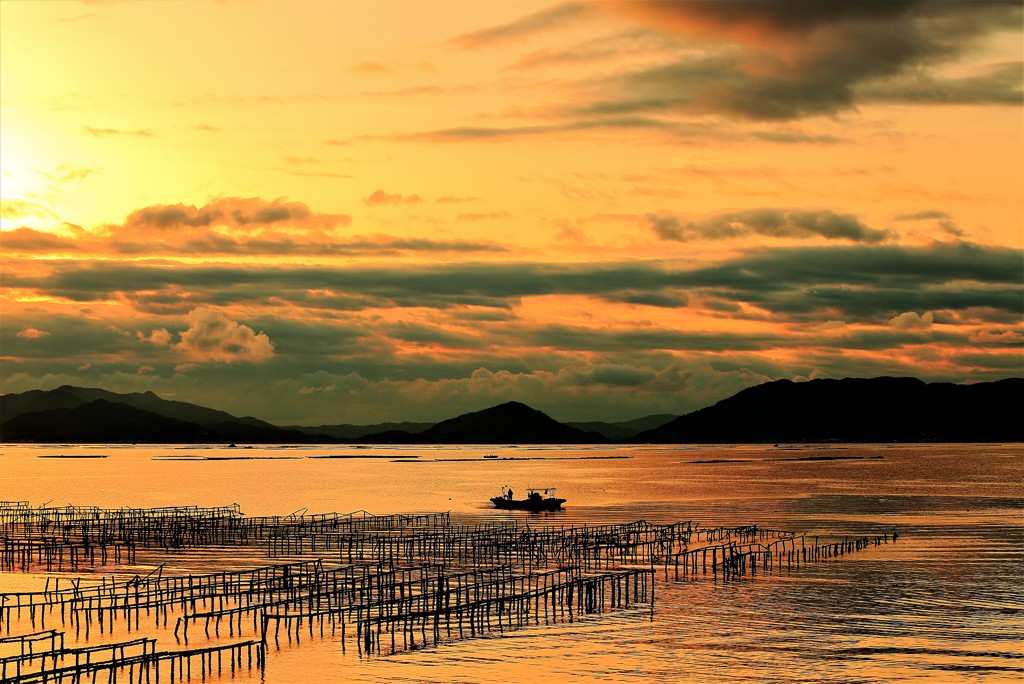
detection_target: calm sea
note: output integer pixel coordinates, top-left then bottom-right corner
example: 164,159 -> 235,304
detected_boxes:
1,443 -> 1022,682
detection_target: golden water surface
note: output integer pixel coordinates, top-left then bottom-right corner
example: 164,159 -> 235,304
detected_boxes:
1,443 -> 1022,682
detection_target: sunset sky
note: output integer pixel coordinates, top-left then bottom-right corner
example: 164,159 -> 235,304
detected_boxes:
1,0 -> 1022,425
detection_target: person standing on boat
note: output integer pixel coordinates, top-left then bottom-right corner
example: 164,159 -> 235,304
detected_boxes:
506,487 -> 514,500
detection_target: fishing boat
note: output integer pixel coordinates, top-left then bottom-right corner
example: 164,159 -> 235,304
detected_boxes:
491,486 -> 565,511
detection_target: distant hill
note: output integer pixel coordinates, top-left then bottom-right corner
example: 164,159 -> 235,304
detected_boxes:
363,401 -> 608,444
1,385 -> 272,428
286,422 -> 434,440
568,414 -> 677,440
1,399 -> 213,443
635,377 -> 1023,443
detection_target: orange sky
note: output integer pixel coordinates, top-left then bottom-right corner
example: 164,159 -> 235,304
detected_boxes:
1,0 -> 1022,424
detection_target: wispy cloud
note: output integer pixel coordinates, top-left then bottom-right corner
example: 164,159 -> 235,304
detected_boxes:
350,62 -> 391,74
456,211 -> 511,222
398,116 -> 677,142
43,164 -> 98,183
450,2 -> 591,49
507,29 -> 675,70
0,199 -> 56,220
859,61 -> 1023,105
398,117 -> 844,145
435,195 -> 480,204
363,189 -> 424,205
84,126 -> 155,137
894,210 -> 952,221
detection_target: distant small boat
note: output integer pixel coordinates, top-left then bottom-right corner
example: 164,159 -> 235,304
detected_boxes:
483,454 -> 499,459
491,486 -> 565,511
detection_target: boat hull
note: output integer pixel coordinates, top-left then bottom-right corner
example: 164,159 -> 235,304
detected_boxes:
490,496 -> 565,512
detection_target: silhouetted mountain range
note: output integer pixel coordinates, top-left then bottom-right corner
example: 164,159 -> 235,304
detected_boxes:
1,378 -> 1020,444
635,377 -> 1022,443
0,386 -> 325,444
2,386 -> 273,428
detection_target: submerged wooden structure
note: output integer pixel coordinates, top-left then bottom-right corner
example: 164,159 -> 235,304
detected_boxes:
1,499 -> 894,681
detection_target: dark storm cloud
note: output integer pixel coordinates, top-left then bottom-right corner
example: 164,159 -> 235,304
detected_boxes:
5,260 -> 692,311
680,242 -> 1023,321
691,242 -> 1022,290
647,209 -> 892,243
585,0 -> 1023,120
6,242 -> 1020,323
626,0 -> 1018,36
